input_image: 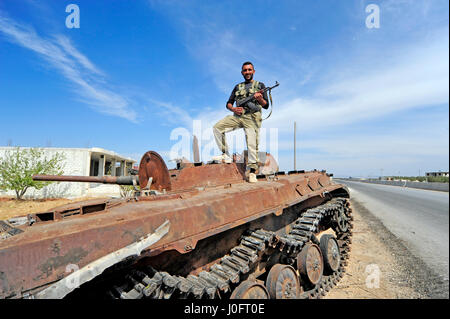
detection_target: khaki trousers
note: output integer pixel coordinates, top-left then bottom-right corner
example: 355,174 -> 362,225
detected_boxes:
213,111 -> 261,170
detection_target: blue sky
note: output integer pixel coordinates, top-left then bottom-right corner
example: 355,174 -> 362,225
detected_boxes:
0,0 -> 448,177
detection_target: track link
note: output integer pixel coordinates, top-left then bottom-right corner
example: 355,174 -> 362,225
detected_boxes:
108,197 -> 353,299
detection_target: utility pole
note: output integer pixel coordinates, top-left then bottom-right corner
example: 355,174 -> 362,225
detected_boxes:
294,121 -> 296,170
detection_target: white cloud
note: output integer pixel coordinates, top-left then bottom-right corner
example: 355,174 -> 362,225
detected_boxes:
54,35 -> 104,77
148,99 -> 193,128
274,112 -> 449,175
0,12 -> 137,122
156,5 -> 448,138
266,29 -> 449,133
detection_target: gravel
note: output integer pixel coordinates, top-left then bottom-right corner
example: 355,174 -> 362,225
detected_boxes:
351,198 -> 449,299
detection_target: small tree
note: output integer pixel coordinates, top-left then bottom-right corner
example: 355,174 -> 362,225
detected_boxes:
0,147 -> 65,200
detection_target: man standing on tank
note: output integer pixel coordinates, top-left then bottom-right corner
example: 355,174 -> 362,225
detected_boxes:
212,62 -> 269,183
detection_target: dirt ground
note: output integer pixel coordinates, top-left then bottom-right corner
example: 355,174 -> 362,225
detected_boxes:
0,197 -> 102,220
1,196 -> 444,299
325,199 -> 447,299
323,199 -> 421,299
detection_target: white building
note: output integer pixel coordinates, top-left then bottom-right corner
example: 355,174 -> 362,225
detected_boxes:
426,171 -> 449,177
0,147 -> 136,199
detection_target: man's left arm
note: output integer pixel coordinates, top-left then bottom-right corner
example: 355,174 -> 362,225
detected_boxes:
254,83 -> 269,109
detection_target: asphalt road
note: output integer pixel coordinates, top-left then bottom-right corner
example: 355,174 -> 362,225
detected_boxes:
334,179 -> 449,283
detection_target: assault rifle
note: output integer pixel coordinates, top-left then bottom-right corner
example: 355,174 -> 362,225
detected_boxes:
236,81 -> 279,113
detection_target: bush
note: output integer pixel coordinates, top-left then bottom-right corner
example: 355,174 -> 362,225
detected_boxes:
119,185 -> 135,197
387,176 -> 449,183
0,147 -> 65,200
427,176 -> 449,183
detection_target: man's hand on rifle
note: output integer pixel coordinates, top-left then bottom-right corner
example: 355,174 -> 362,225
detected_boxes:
253,89 -> 266,107
233,106 -> 244,115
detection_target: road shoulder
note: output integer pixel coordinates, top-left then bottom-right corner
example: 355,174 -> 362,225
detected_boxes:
325,198 -> 448,299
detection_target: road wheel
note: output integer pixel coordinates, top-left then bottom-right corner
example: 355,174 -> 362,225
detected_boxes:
266,264 -> 300,299
320,234 -> 341,274
230,280 -> 269,299
297,243 -> 324,287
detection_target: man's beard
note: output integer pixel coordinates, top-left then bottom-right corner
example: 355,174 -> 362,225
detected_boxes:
244,74 -> 253,82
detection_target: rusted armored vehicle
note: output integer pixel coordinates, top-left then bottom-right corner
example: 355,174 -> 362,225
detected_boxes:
0,150 -> 352,299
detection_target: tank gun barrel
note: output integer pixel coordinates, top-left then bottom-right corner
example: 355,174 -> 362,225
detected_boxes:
32,175 -> 139,185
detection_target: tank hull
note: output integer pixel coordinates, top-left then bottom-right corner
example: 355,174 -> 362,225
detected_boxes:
0,162 -> 349,299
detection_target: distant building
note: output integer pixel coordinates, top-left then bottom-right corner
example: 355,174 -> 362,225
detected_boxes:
425,171 -> 449,177
0,147 -> 136,199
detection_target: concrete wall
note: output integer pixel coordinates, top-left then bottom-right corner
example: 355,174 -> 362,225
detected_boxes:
339,178 -> 449,192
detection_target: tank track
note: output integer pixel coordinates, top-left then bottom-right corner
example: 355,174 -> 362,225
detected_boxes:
107,197 -> 353,299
